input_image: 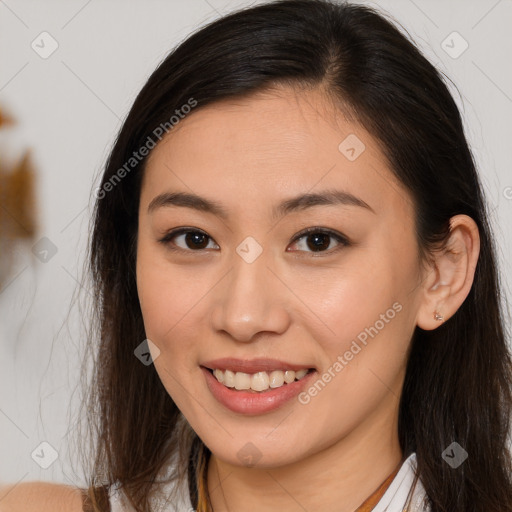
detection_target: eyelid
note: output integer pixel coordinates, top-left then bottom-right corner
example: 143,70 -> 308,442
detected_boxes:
158,227 -> 218,252
158,226 -> 350,254
288,226 -> 349,254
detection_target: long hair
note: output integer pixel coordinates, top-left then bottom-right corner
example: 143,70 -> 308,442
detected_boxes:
78,1 -> 512,510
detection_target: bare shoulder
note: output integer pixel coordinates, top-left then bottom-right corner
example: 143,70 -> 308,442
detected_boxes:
0,481 -> 84,512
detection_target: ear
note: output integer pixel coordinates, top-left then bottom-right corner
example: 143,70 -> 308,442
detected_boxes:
416,214 -> 480,330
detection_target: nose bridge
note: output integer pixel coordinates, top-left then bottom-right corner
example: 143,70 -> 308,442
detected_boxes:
210,239 -> 289,342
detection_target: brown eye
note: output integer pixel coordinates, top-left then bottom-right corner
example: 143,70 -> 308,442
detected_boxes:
158,229 -> 219,252
158,226 -> 349,255
288,228 -> 349,254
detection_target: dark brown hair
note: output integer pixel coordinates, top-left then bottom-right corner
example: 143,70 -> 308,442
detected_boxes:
76,1 -> 512,510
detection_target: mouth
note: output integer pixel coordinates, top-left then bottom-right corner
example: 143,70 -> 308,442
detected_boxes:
199,357 -> 318,414
201,366 -> 316,393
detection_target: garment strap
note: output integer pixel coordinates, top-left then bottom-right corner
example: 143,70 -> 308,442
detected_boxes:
354,458 -> 404,512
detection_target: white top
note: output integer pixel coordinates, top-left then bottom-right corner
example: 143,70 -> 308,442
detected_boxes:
109,452 -> 430,512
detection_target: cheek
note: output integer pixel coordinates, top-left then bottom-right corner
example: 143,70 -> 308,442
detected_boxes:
297,286 -> 409,440
136,253 -> 200,405
136,259 -> 172,341
136,242 -> 197,340
300,249 -> 414,399
135,244 -> 215,393
299,258 -> 398,348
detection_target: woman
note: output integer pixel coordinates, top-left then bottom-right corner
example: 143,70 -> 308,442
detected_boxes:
2,0 -> 511,511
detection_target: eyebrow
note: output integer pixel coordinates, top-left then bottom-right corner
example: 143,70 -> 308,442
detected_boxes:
147,189 -> 375,219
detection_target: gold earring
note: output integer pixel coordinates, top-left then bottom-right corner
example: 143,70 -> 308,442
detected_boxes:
433,311 -> 444,321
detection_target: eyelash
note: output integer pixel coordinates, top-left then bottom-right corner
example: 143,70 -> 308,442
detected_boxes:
157,226 -> 350,256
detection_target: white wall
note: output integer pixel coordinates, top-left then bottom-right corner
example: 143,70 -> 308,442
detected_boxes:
0,0 -> 511,488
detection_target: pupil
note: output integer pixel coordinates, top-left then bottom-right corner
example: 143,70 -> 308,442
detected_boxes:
182,232 -> 331,251
308,233 -> 329,252
186,232 -> 208,249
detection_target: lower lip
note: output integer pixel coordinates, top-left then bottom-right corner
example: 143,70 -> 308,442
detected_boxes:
201,366 -> 317,415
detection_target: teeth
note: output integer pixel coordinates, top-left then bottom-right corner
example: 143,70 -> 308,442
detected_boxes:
251,371 -> 270,391
269,370 -> 284,388
234,372 -> 251,390
283,370 -> 295,383
295,369 -> 308,379
211,368 -> 311,392
223,369 -> 235,388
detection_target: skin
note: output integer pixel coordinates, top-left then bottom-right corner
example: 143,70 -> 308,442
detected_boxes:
136,85 -> 480,512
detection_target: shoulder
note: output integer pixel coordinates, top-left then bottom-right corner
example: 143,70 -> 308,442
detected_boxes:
0,481 -> 84,512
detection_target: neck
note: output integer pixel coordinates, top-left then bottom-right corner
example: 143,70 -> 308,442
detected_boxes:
206,399 -> 403,512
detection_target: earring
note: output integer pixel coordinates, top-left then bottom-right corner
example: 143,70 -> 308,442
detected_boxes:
433,311 -> 444,322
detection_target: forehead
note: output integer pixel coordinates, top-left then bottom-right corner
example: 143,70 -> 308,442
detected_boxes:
141,86 -> 412,222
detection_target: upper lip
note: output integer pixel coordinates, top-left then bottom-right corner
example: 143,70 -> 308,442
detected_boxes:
201,358 -> 316,374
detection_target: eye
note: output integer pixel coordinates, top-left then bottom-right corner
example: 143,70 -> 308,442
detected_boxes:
287,227 -> 349,254
158,228 -> 219,252
158,226 -> 349,254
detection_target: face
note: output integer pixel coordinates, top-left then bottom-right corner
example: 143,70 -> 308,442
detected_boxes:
136,85 -> 425,468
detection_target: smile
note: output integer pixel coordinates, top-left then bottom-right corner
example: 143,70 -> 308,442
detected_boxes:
200,357 -> 318,414
210,368 -> 312,393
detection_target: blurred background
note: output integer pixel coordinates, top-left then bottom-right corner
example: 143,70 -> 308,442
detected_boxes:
0,0 -> 511,489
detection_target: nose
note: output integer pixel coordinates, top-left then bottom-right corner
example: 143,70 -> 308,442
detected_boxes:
210,248 -> 291,343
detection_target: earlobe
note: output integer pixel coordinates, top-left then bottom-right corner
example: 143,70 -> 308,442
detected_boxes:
433,310 -> 444,322
416,214 -> 480,331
